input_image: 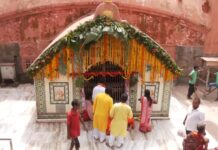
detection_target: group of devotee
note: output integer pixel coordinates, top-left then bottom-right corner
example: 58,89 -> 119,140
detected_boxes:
92,78 -> 133,148
66,65 -> 216,150
66,77 -> 157,149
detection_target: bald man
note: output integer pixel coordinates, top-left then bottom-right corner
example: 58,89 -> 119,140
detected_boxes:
183,97 -> 205,135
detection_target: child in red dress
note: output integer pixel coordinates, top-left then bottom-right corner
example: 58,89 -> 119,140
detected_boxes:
67,99 -> 86,150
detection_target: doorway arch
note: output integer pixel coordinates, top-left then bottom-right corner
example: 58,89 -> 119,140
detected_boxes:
84,61 -> 125,102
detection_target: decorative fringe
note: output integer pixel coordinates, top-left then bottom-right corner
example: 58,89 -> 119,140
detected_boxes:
42,34 -> 175,82
66,47 -> 70,79
71,48 -> 74,79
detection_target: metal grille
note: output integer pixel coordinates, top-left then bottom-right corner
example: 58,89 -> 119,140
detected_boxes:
84,61 -> 125,102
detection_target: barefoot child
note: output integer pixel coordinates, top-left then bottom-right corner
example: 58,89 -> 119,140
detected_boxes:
67,99 -> 87,150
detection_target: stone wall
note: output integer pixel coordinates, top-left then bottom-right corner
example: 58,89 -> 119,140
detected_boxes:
0,43 -> 23,82
175,46 -> 203,84
204,0 -> 218,56
0,2 -> 208,82
0,0 -> 210,26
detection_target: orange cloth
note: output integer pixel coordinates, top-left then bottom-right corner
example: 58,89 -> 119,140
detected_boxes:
183,131 -> 207,150
128,117 -> 135,129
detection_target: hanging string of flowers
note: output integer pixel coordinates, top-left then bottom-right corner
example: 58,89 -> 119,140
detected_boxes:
33,34 -> 175,82
27,16 -> 182,81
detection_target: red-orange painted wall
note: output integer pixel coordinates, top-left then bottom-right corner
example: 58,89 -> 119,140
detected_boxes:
204,0 -> 218,56
0,2 -> 207,71
0,0 -> 210,26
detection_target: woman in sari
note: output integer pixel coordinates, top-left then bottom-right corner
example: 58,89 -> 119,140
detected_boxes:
139,89 -> 157,133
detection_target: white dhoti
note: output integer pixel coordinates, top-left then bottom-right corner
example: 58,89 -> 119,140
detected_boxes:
108,135 -> 124,147
93,128 -> 106,142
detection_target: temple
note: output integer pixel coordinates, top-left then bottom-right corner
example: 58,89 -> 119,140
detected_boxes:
0,0 -> 218,149
27,1 -> 181,120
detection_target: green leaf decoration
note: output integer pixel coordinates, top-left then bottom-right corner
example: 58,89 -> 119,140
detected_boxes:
84,32 -> 101,45
58,53 -> 67,75
26,16 -> 182,77
146,65 -> 152,72
130,73 -> 138,87
75,76 -> 84,88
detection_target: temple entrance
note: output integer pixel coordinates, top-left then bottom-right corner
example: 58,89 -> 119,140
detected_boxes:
84,61 -> 125,102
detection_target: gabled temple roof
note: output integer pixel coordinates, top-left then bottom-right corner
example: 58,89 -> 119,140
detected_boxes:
27,15 -> 182,77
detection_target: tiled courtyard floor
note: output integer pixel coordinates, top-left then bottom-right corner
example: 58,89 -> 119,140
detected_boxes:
0,84 -> 217,150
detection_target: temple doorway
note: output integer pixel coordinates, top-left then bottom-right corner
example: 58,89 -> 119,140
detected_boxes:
84,61 -> 125,102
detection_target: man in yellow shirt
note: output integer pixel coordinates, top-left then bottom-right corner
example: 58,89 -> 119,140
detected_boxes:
93,87 -> 113,142
107,93 -> 133,148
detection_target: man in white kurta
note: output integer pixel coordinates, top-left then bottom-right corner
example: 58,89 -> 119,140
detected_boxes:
108,93 -> 133,148
92,78 -> 106,102
184,97 -> 205,135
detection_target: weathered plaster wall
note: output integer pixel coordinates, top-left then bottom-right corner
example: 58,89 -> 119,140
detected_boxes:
204,0 -> 218,56
175,46 -> 203,83
0,3 -> 95,72
0,2 -> 207,67
0,1 -> 210,83
0,0 -> 210,27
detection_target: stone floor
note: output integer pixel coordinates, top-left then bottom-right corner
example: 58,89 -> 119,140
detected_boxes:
0,84 -> 217,150
173,84 -> 218,140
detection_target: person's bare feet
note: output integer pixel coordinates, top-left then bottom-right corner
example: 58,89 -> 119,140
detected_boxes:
116,143 -> 123,148
187,96 -> 192,100
93,136 -> 99,141
99,139 -> 106,143
106,142 -> 113,148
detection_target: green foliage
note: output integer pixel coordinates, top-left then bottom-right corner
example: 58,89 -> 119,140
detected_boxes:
58,53 -> 67,75
129,73 -> 138,87
26,16 -> 182,77
75,76 -> 84,88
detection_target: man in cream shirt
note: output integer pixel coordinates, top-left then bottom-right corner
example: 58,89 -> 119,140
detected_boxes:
183,97 -> 205,135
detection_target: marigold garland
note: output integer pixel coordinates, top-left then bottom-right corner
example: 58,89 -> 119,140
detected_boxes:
28,16 -> 182,82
